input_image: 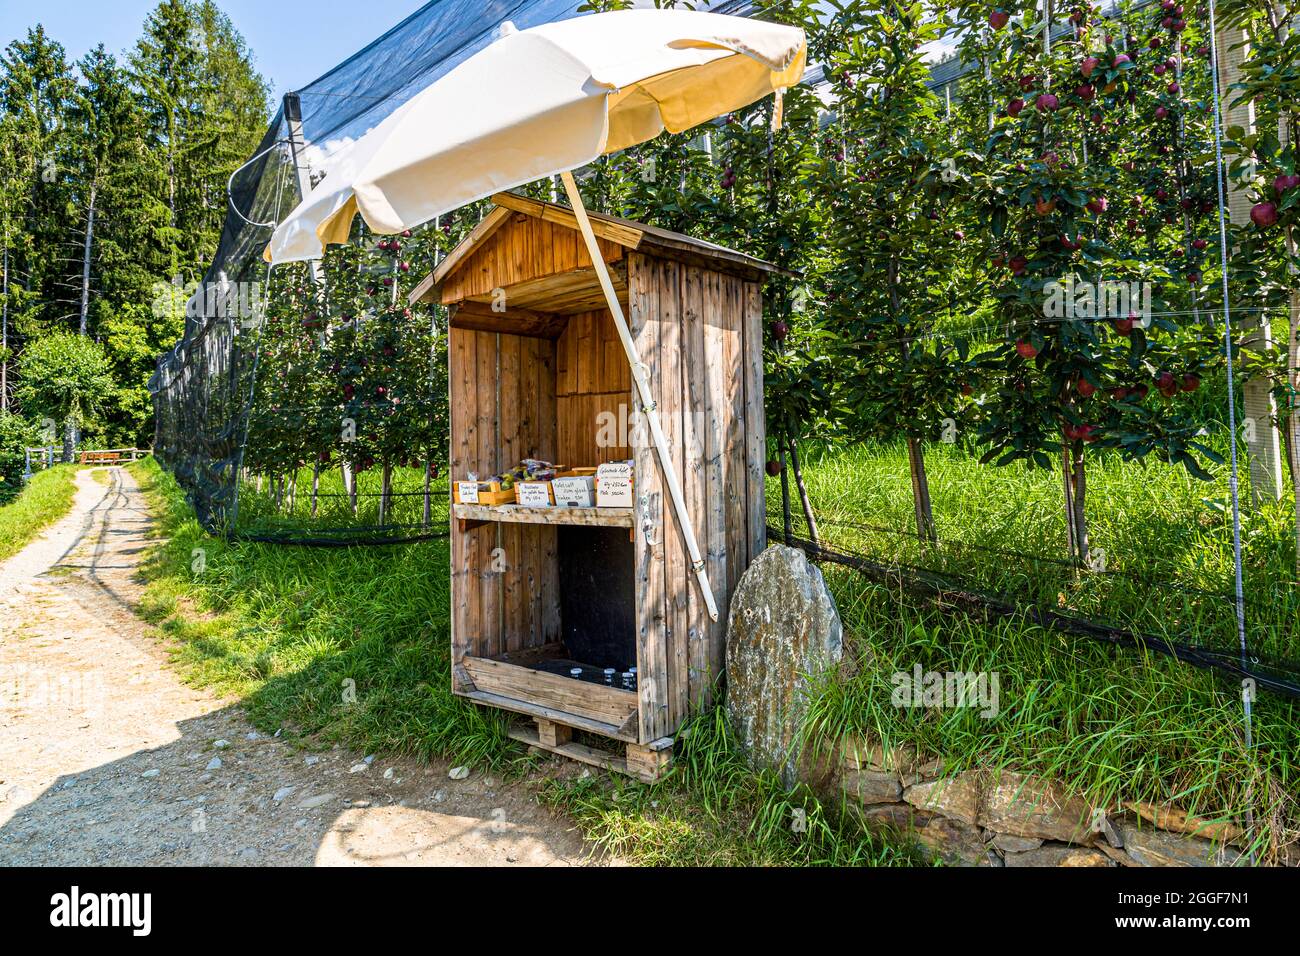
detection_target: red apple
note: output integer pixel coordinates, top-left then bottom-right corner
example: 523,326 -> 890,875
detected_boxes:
1035,93 -> 1060,112
1247,202 -> 1276,228
1010,255 -> 1029,275
1076,83 -> 1095,102
1086,197 -> 1108,215
772,320 -> 789,341
989,9 -> 1010,30
765,459 -> 782,477
1112,53 -> 1131,68
1182,374 -> 1201,392
1015,340 -> 1038,359
1112,317 -> 1135,336
1008,97 -> 1025,117
1035,197 -> 1057,216
1192,238 -> 1208,250
1081,56 -> 1100,78
1077,378 -> 1097,398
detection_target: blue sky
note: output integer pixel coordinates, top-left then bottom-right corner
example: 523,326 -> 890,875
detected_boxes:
0,0 -> 431,101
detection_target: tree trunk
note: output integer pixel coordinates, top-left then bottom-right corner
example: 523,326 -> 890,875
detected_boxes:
906,437 -> 937,544
311,462 -> 320,518
778,437 -> 793,545
1063,441 -> 1091,568
1061,444 -> 1077,561
79,182 -> 97,336
2,237 -> 9,412
787,436 -> 820,548
379,462 -> 393,525
423,456 -> 432,527
342,461 -> 356,514
62,418 -> 77,464
1289,285 -> 1299,580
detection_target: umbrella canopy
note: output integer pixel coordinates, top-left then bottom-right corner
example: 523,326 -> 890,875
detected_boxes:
267,9 -> 805,264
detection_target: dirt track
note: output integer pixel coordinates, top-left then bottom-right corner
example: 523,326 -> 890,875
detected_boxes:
0,467 -> 600,866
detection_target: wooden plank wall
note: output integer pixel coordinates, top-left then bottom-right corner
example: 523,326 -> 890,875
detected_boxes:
440,214 -> 623,306
555,308 -> 633,467
628,253 -> 766,741
449,326 -> 559,689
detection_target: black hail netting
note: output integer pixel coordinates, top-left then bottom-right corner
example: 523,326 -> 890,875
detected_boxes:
149,0 -> 590,534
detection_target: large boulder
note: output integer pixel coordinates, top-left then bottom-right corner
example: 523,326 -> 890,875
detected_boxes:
726,545 -> 842,787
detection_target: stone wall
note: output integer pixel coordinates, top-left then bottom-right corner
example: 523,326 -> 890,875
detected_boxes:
833,739 -> 1271,867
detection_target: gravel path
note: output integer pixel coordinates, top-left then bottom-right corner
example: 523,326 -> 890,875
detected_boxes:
0,467 -> 601,866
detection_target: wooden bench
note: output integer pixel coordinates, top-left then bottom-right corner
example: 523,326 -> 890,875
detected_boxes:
79,451 -> 121,466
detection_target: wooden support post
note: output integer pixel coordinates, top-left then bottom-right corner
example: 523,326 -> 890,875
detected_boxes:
625,741 -> 672,783
536,718 -> 572,749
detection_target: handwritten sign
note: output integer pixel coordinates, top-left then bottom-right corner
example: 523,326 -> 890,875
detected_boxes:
552,476 -> 595,508
516,482 -> 552,507
456,481 -> 480,504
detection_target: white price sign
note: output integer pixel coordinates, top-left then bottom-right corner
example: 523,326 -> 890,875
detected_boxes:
516,482 -> 552,507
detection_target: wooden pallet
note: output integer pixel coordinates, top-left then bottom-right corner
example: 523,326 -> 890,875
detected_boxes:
509,720 -> 673,783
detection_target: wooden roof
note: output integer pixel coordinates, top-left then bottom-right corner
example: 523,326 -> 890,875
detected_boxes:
409,191 -> 794,306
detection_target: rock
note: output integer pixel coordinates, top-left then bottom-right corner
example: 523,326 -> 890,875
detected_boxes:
1124,801 -> 1244,845
245,731 -> 260,741
140,769 -> 160,779
990,833 -> 1043,853
304,756 -> 320,767
1118,824 -> 1240,867
383,768 -> 394,780
449,766 -> 470,781
297,793 -> 336,809
859,803 -> 920,832
726,545 -> 842,787
205,757 -> 222,771
979,772 -> 1094,845
213,739 -> 229,749
364,755 -> 375,765
841,769 -> 903,806
272,786 -> 295,803
294,819 -> 308,829
904,773 -> 981,826
1097,842 -> 1136,866
348,763 -> 368,774
914,814 -> 987,866
1004,844 -> 1112,867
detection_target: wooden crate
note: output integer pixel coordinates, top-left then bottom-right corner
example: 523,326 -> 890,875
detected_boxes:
414,192 -> 788,781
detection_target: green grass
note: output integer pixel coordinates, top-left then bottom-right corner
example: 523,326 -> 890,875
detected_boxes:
0,464 -> 78,563
132,433 -> 1300,863
130,456 -> 511,768
129,455 -> 925,865
779,440 -> 1300,861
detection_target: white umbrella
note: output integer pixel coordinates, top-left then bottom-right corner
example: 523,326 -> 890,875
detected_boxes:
267,9 -> 807,621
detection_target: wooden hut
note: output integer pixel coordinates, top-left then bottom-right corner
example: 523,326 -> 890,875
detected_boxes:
410,192 -> 788,780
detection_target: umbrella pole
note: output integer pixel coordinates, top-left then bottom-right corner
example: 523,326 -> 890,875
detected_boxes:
560,171 -> 720,623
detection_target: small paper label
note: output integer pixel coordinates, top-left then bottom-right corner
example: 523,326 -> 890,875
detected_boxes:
551,476 -> 595,507
517,482 -> 552,507
596,462 -> 632,480
596,476 -> 633,508
457,481 -> 480,504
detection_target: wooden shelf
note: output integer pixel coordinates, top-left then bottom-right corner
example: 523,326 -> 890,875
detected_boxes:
453,502 -> 633,528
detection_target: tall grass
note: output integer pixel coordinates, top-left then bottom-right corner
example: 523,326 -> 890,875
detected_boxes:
0,464 -> 78,563
779,440 -> 1299,858
130,457 -> 510,767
